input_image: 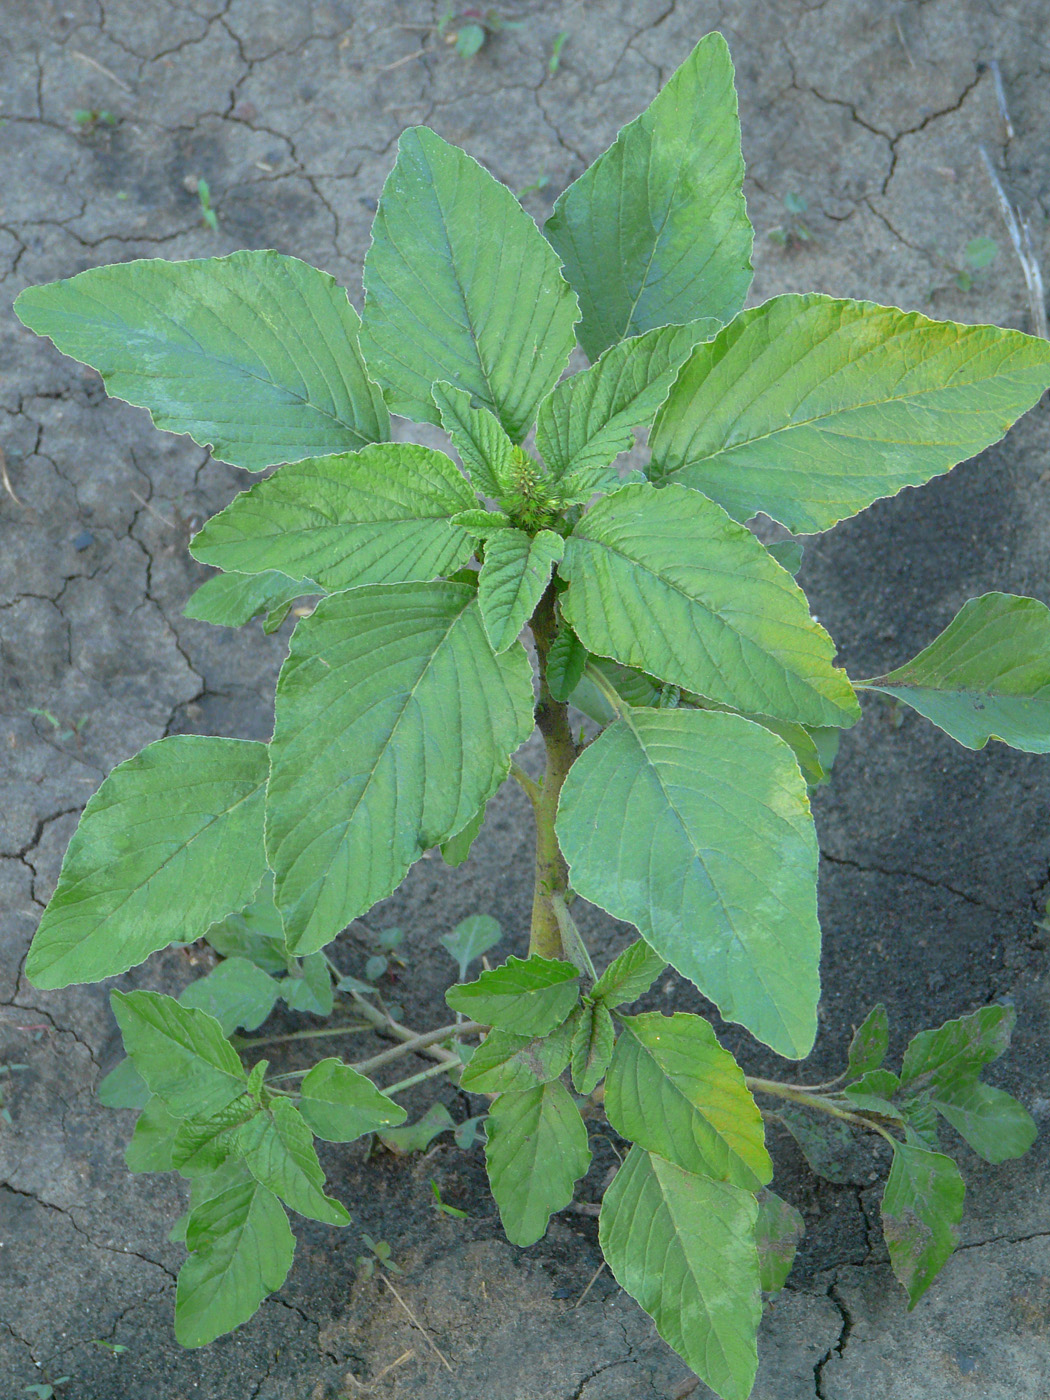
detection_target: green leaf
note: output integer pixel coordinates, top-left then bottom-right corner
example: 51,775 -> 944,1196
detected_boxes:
26,736 -> 270,989
378,1101 -> 455,1155
592,939 -> 666,1008
931,1082 -> 1036,1164
234,1097 -> 350,1225
570,1001 -> 615,1095
775,1104 -> 868,1185
900,1096 -> 941,1150
15,251 -> 389,471
557,708 -> 820,1058
568,656 -> 663,724
460,1017 -> 576,1094
604,1012 -> 771,1189
755,1189 -> 804,1294
190,444 -> 477,591
180,958 -> 280,1035
842,1068 -> 904,1123
559,483 -> 859,728
112,991 -> 247,1119
599,1146 -> 761,1400
183,570 -> 324,629
535,321 -> 719,491
899,1004 -> 1016,1096
175,1176 -> 295,1347
546,625 -> 588,704
858,594 -> 1050,752
298,1058 -> 406,1142
440,914 -> 502,979
171,1096 -> 256,1177
361,127 -> 578,440
266,582 -> 535,952
281,952 -> 334,1016
545,34 -> 752,359
485,1080 -> 591,1245
847,1004 -> 890,1078
765,539 -> 803,576
881,1143 -> 964,1308
440,803 -> 487,867
446,955 -> 580,1036
97,1057 -> 150,1110
649,295 -> 1050,534
478,528 -> 564,652
205,874 -> 289,974
433,382 -> 518,498
125,1096 -> 181,1173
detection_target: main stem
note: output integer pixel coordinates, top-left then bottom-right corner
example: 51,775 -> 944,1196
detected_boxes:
529,584 -> 577,960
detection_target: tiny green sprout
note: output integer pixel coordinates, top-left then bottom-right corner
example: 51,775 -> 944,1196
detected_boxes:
549,30 -> 569,74
768,191 -> 811,247
956,235 -> 999,291
431,1179 -> 470,1217
518,174 -> 551,199
72,108 -> 117,131
356,1235 -> 402,1279
25,1381 -> 71,1400
90,1339 -> 128,1355
197,178 -> 218,232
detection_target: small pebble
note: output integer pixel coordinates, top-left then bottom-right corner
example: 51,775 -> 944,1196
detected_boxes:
73,530 -> 94,551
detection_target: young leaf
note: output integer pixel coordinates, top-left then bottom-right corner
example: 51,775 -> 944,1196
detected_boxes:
842,1068 -> 904,1121
190,445 -> 477,591
847,1004 -> 890,1078
280,953 -> 334,1016
546,625 -> 588,704
534,320 -> 720,489
378,1101 -> 455,1155
125,1097 -> 181,1173
858,594 -> 1050,752
478,529 -> 564,652
97,1057 -> 150,1111
930,1082 -> 1036,1164
460,1017 -> 575,1094
175,1176 -> 295,1347
361,127 -> 578,440
234,1097 -> 350,1225
440,914 -> 502,980
599,1146 -> 761,1400
649,295 -> 1050,534
557,709 -> 820,1059
180,957 -> 280,1035
559,483 -> 859,729
205,873 -> 289,973
604,1012 -> 772,1189
755,1189 -> 804,1294
881,1143 -> 965,1308
446,955 -> 580,1036
112,991 -> 247,1119
765,539 -> 804,576
485,1081 -> 591,1245
433,382 -> 518,498
899,1004 -> 1016,1096
592,940 -> 666,1008
570,1001 -> 614,1095
545,34 -> 752,359
171,1096 -> 256,1177
25,737 -> 270,989
15,251 -> 389,470
298,1059 -> 406,1142
184,570 -> 324,629
266,583 -> 535,952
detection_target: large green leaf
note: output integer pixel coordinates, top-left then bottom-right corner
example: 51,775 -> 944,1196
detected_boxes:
545,34 -> 752,359
858,594 -> 1050,752
881,1143 -> 964,1308
649,295 -> 1050,533
446,955 -> 580,1036
931,1082 -> 1036,1164
298,1058 -> 406,1142
534,321 -> 719,491
478,528 -> 563,652
180,958 -> 280,1035
26,737 -> 270,989
111,990 -> 247,1119
361,126 -> 578,440
484,1081 -> 591,1245
175,1175 -> 295,1347
190,444 -> 477,591
557,708 -> 820,1058
15,251 -> 389,470
266,582 -> 535,952
184,570 -> 324,629
605,1012 -> 771,1189
559,483 -> 859,728
599,1146 -> 761,1400
234,1097 -> 349,1225
460,1018 -> 576,1094
755,1189 -> 804,1295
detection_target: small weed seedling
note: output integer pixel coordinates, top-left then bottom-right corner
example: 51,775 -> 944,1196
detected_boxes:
767,191 -> 812,248
549,30 -> 569,75
437,7 -> 524,58
72,108 -> 117,133
955,234 -> 999,291
16,34 -> 1050,1400
196,178 -> 218,232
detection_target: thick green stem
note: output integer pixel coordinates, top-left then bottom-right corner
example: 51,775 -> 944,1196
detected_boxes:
529,584 -> 577,960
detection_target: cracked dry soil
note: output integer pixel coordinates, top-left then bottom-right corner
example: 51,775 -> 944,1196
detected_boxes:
2,2 -> 1050,1397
